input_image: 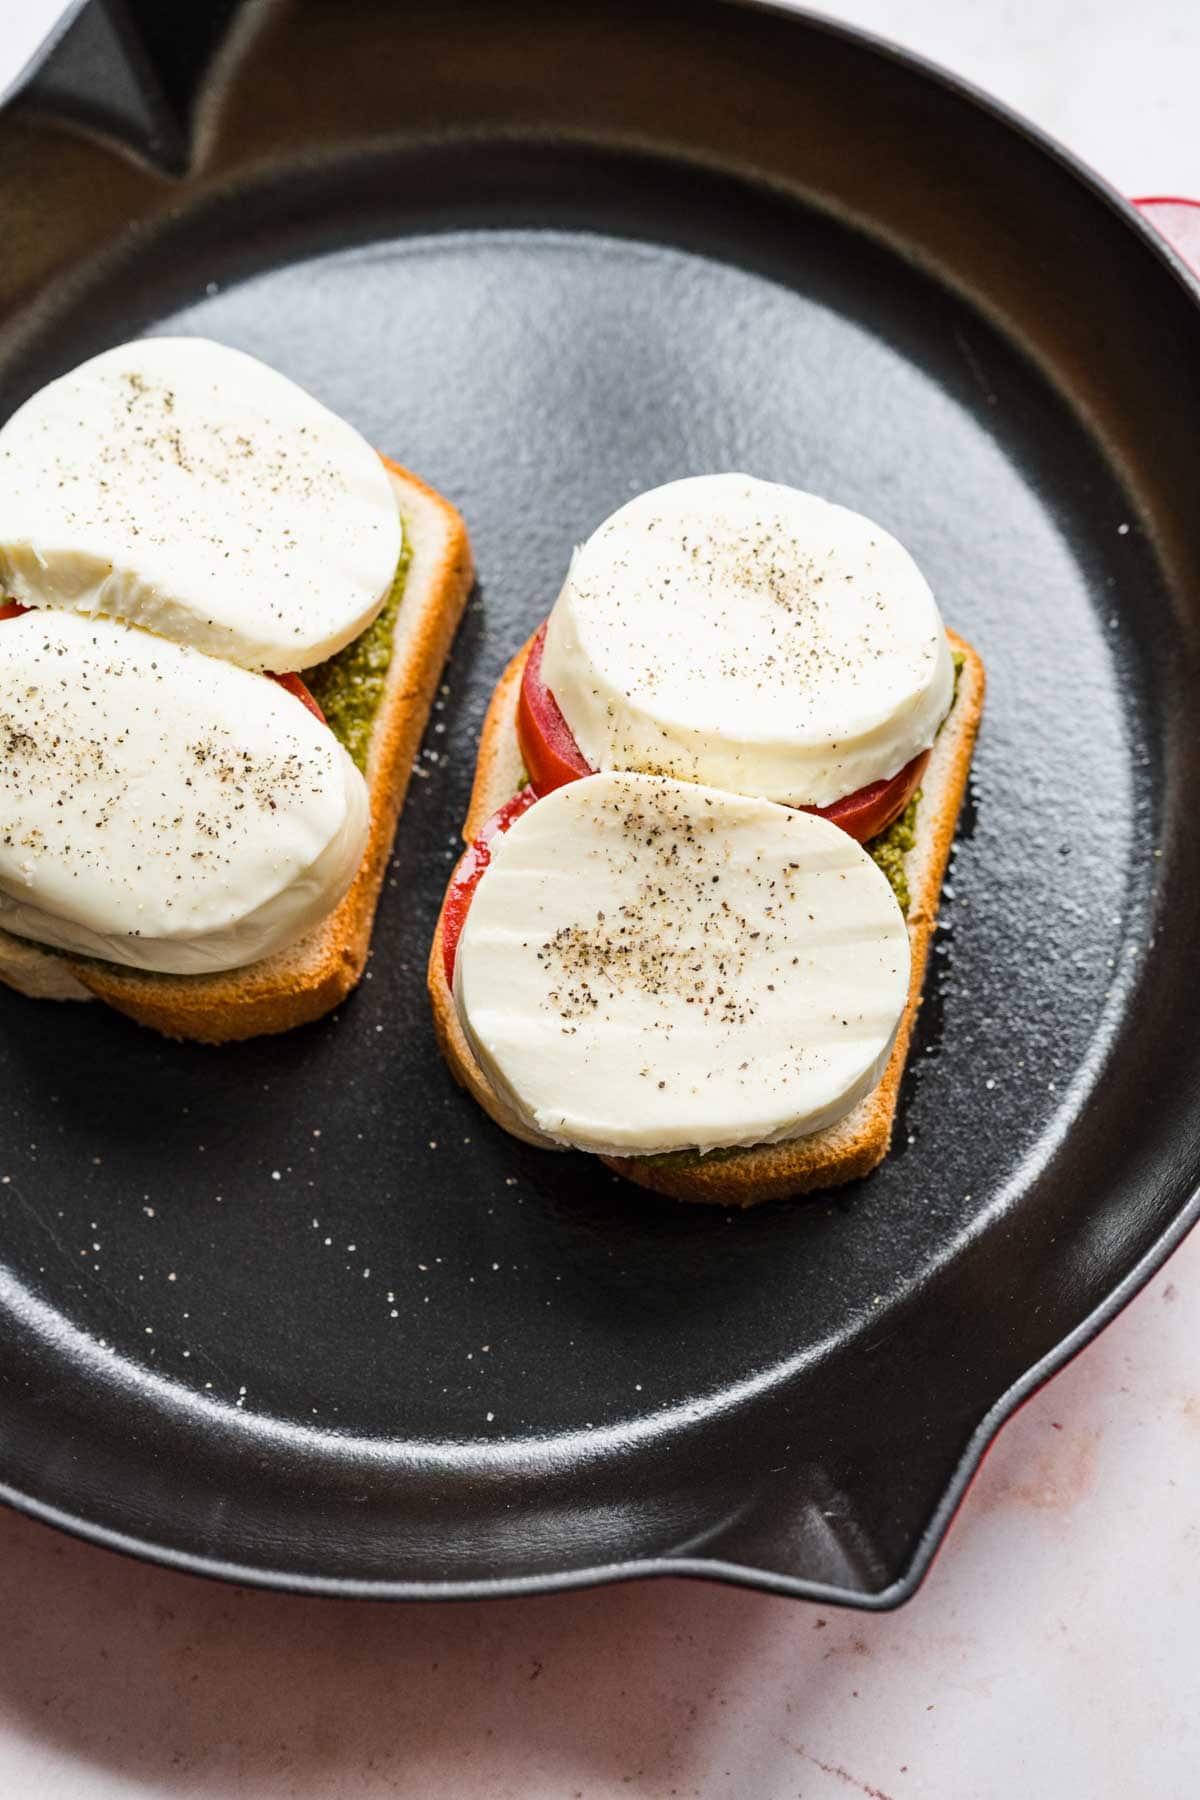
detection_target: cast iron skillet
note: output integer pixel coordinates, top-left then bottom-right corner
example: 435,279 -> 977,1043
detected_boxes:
0,0 -> 1198,1609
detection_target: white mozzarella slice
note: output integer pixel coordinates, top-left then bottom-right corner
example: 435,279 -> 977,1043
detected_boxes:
0,611 -> 368,973
0,337 -> 401,671
540,473 -> 954,807
453,772 -> 910,1156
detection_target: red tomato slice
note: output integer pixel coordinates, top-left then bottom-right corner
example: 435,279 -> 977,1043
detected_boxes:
516,622 -> 594,795
0,601 -> 28,621
442,784 -> 539,988
268,669 -> 327,725
801,748 -> 930,844
517,614 -> 929,843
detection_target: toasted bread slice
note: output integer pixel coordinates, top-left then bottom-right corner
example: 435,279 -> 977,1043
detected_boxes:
0,460 -> 473,1042
428,629 -> 984,1204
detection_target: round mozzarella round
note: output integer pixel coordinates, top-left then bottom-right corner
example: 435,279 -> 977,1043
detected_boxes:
0,337 -> 401,672
540,474 -> 954,807
0,611 -> 369,973
453,772 -> 910,1157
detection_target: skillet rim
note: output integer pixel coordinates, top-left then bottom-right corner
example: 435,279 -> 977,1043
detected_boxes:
1,0 -> 1197,1606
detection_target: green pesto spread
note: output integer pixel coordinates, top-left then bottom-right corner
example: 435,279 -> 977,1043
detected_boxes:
306,542 -> 412,772
865,788 -> 919,915
863,649 -> 964,914
950,646 -> 966,700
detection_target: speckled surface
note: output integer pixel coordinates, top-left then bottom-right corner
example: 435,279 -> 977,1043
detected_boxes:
1,0 -> 1199,1791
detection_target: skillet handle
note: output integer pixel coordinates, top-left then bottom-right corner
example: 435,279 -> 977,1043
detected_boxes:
7,0 -> 240,174
1133,197 -> 1200,275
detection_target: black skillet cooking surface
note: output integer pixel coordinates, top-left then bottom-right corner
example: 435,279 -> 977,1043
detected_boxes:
0,0 -> 1198,1606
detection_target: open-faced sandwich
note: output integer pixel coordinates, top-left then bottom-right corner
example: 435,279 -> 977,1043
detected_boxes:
429,474 -> 983,1205
0,337 -> 472,1041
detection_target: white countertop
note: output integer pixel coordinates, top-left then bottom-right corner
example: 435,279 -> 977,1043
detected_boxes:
1,3 -> 1198,1796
